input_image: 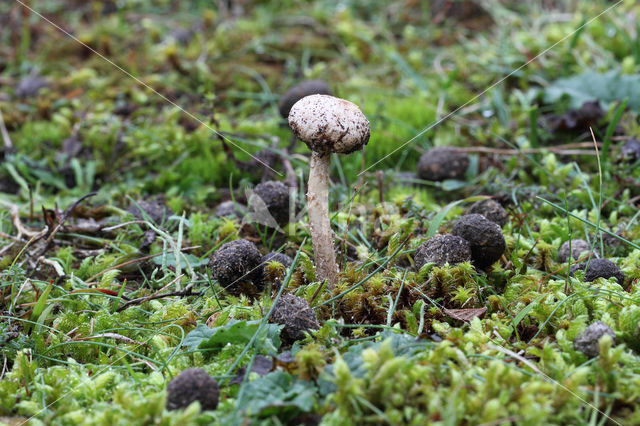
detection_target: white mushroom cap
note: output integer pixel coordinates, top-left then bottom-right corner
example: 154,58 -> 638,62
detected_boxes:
288,94 -> 370,155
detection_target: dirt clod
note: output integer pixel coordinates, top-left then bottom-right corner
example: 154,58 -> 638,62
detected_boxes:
466,199 -> 508,228
415,234 -> 471,269
558,239 -> 596,263
209,239 -> 262,295
270,293 -> 319,344
574,321 -> 616,358
569,258 -> 625,285
215,200 -> 246,219
452,214 -> 505,268
252,180 -> 290,226
166,368 -> 219,411
417,147 -> 469,181
278,80 -> 331,119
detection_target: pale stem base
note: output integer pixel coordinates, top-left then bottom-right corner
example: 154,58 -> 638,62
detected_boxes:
307,151 -> 338,287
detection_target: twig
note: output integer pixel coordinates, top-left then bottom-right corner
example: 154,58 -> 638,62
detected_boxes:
0,109 -> 13,149
116,281 -> 201,312
85,245 -> 200,284
453,144 -> 601,156
73,333 -> 146,347
281,154 -> 298,190
38,192 -> 97,257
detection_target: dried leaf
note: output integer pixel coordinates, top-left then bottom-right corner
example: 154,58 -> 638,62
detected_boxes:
443,307 -> 487,322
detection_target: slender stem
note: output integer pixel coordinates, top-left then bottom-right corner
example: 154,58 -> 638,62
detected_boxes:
307,151 -> 338,287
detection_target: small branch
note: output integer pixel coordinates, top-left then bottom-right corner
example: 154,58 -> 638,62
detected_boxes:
85,245 -> 200,284
452,142 -> 602,157
73,333 -> 146,347
0,109 -> 13,150
38,192 -> 97,257
116,282 -> 201,312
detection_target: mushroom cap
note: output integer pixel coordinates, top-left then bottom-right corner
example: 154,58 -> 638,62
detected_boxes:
288,94 -> 370,155
278,80 -> 332,118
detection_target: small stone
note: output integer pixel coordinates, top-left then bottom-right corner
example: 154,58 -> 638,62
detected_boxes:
466,199 -> 508,228
15,76 -> 48,98
451,214 -> 505,268
569,258 -> 625,285
414,234 -> 471,269
270,293 -> 319,344
166,368 -> 219,411
209,239 -> 263,295
417,147 -> 469,181
558,239 -> 596,263
574,321 -> 616,358
215,200 -> 246,219
621,138 -> 640,162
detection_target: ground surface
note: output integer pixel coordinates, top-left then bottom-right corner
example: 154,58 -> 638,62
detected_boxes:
1,0 -> 640,425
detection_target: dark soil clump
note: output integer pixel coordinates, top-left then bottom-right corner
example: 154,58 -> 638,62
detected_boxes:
166,368 -> 219,411
574,321 -> 616,358
270,293 -> 319,344
209,239 -> 263,295
569,258 -> 625,285
417,147 -> 469,181
451,214 -> 505,268
414,234 -> 471,269
278,80 -> 331,118
466,199 -> 508,228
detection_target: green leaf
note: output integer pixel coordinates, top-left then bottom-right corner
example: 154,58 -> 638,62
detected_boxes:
151,252 -> 208,269
511,293 -> 548,330
235,371 -> 317,420
183,320 -> 282,356
543,70 -> 640,112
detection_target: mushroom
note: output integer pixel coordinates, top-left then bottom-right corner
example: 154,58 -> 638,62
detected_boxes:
288,94 -> 370,286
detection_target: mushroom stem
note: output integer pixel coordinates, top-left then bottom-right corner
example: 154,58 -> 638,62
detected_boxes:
307,151 -> 338,287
